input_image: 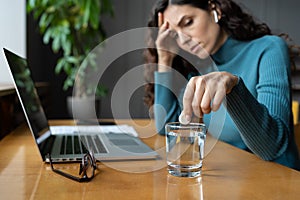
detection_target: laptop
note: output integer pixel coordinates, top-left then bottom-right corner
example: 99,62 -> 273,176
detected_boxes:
3,48 -> 158,162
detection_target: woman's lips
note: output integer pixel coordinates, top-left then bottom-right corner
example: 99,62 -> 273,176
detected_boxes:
191,43 -> 201,53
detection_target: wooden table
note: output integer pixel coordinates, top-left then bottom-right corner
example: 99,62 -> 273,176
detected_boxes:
0,119 -> 300,200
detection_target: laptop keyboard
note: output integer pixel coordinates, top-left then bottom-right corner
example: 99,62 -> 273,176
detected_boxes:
60,135 -> 107,155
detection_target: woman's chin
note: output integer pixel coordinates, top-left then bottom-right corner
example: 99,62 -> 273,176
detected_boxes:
195,49 -> 210,59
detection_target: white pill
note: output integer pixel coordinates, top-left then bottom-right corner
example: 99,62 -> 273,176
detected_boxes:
179,113 -> 190,125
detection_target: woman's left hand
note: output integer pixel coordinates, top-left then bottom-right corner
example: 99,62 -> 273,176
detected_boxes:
180,72 -> 239,122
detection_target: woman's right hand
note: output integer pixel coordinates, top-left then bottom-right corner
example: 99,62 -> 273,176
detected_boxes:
156,12 -> 179,72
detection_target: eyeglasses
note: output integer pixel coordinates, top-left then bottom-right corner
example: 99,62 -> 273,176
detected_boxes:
47,151 -> 97,182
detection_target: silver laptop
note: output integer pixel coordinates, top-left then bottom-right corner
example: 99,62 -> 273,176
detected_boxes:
3,48 -> 158,162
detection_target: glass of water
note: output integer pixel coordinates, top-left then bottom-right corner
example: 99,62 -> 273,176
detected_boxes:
165,122 -> 206,178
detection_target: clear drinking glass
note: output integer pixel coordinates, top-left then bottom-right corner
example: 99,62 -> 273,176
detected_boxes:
165,122 -> 206,178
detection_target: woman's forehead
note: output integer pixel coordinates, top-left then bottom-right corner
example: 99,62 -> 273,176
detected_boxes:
164,5 -> 191,23
164,4 -> 207,27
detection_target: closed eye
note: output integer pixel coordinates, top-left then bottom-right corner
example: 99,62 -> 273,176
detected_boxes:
177,15 -> 194,28
183,19 -> 193,27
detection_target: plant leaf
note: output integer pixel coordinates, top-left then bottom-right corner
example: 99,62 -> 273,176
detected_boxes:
55,58 -> 66,74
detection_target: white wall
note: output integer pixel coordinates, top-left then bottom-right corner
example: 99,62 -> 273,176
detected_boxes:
0,0 -> 26,83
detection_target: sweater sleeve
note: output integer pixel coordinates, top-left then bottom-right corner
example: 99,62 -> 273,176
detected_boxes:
154,71 -> 182,135
226,38 -> 292,161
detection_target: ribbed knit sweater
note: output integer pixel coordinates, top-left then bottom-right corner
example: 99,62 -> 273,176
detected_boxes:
154,35 -> 300,170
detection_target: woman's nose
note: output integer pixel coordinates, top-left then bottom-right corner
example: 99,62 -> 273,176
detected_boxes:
177,31 -> 190,45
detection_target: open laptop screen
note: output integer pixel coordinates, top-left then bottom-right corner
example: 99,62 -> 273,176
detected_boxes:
3,48 -> 51,143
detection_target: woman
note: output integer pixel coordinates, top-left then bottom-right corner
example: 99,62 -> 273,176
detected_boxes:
144,0 -> 300,170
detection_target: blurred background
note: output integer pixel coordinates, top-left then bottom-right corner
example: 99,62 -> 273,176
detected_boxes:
0,0 -> 299,131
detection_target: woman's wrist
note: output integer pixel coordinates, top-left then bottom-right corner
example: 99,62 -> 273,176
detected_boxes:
158,64 -> 172,72
157,55 -> 174,72
227,74 -> 239,94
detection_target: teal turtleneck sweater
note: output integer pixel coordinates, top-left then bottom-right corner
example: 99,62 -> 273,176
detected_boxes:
154,35 -> 300,170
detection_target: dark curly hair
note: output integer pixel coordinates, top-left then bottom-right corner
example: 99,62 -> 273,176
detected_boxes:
143,0 -> 272,108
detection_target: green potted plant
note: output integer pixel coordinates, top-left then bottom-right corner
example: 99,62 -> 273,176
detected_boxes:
27,0 -> 114,118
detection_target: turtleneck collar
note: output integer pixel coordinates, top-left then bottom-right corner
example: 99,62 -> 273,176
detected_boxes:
211,36 -> 245,65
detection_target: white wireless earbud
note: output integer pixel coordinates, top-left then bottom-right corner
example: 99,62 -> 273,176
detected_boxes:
213,10 -> 219,23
